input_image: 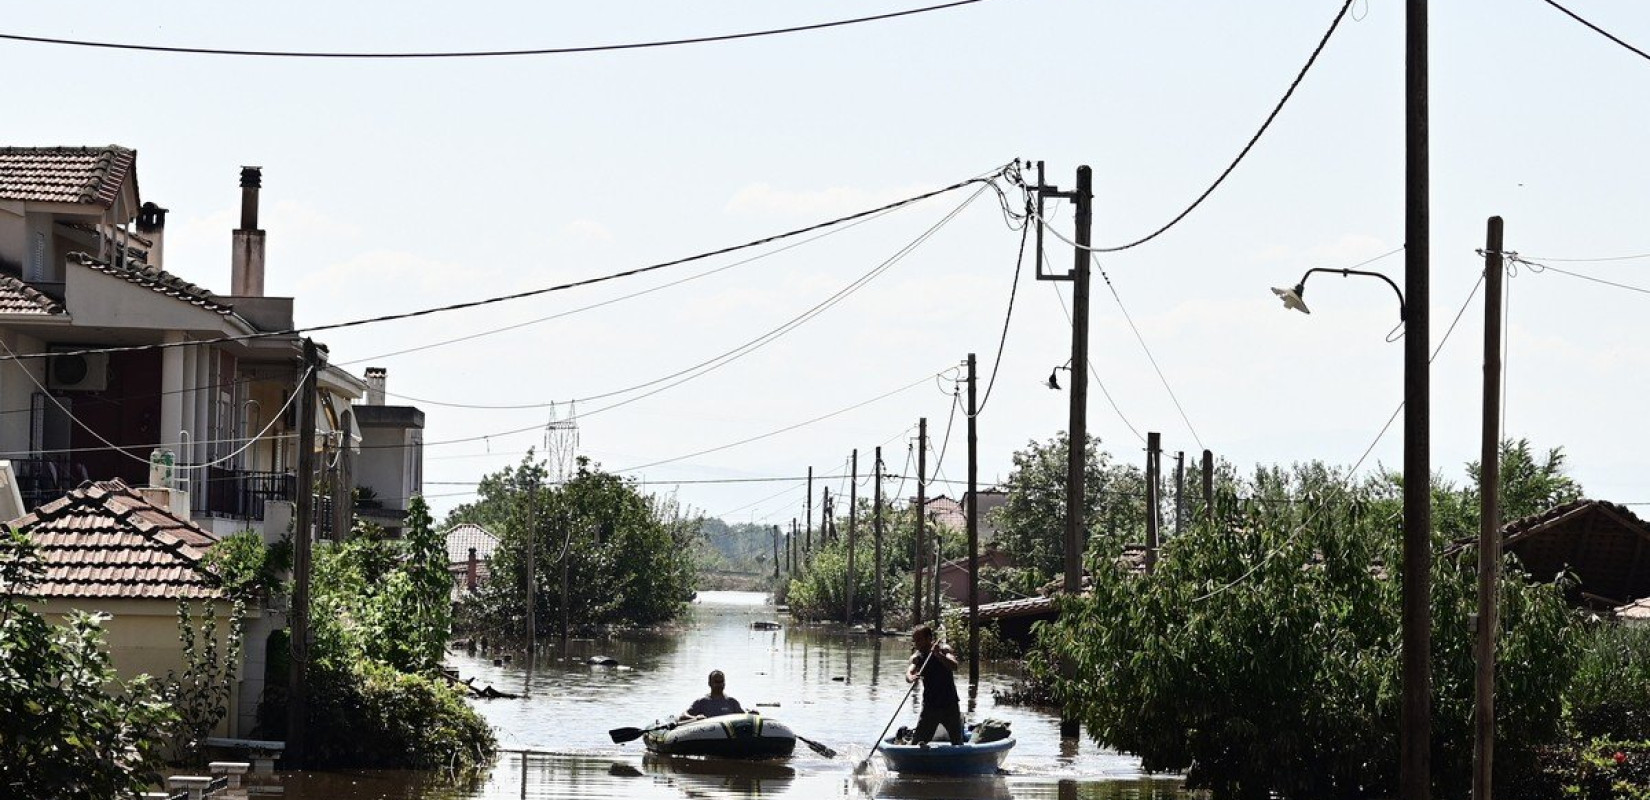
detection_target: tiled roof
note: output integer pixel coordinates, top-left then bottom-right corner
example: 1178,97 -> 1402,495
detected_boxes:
69,252 -> 234,315
446,522 -> 500,566
11,479 -> 224,599
0,273 -> 64,315
0,146 -> 135,206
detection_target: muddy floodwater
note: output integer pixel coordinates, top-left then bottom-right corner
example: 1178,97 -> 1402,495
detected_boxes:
262,591 -> 1198,799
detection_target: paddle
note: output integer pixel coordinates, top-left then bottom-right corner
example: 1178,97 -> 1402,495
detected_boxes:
608,720 -> 675,744
854,640 -> 941,774
795,734 -> 837,759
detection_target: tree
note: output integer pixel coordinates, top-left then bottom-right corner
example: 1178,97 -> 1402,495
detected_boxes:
451,455 -> 697,638
1464,437 -> 1584,523
993,433 -> 1147,584
0,529 -> 176,798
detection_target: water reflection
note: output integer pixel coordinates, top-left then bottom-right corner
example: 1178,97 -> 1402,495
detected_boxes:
263,592 -> 1198,799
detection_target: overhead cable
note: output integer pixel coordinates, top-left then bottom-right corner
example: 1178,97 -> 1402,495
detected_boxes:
1538,0 -> 1650,63
0,166 -> 1010,364
0,1 -> 992,59
1093,0 -> 1357,253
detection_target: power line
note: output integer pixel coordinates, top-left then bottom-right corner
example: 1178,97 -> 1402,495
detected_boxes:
975,212 -> 1030,414
1046,257 -> 1146,445
1505,255 -> 1650,296
1518,251 -> 1650,263
617,367 -> 951,474
0,1 -> 992,59
1094,0 -> 1357,253
1089,253 -> 1205,452
375,184 -> 988,412
0,167 -> 1009,364
344,191 -> 915,374
1538,0 -> 1650,63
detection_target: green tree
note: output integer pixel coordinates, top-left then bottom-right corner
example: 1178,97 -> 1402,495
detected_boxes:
1464,437 -> 1584,523
0,529 -> 176,798
452,455 -> 697,638
993,433 -> 1147,583
1033,462 -> 1577,799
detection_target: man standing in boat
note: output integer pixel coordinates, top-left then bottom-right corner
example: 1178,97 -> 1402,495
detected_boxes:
906,624 -> 964,745
684,669 -> 745,719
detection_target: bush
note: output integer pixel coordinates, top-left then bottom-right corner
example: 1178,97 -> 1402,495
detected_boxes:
1568,622 -> 1650,740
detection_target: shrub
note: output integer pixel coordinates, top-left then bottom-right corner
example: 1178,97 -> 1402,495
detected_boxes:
1567,622 -> 1650,741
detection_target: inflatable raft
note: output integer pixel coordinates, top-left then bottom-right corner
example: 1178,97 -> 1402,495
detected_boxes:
643,712 -> 796,759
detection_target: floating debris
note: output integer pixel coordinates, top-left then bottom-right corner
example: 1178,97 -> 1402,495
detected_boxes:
588,655 -> 620,666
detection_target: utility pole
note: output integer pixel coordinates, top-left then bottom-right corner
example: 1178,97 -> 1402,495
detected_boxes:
966,352 -> 979,686
1473,216 -> 1505,800
806,466 -> 814,557
525,474 -> 536,648
1402,0 -> 1433,795
285,338 -> 319,766
1202,449 -> 1214,523
1034,162 -> 1092,739
790,519 -> 798,575
1145,433 -> 1160,573
822,488 -> 832,548
847,449 -> 858,625
873,447 -> 884,634
560,512 -> 570,640
772,524 -> 779,580
914,417 -> 928,626
1174,451 -> 1185,536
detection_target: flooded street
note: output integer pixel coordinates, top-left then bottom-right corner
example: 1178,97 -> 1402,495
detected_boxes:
270,591 -> 1195,799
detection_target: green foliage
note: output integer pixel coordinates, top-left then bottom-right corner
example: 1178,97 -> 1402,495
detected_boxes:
783,500 -> 963,626
201,531 -> 291,601
992,433 -> 1148,584
1567,622 -> 1650,741
1031,463 -> 1577,799
1465,437 -> 1585,523
401,496 -> 453,671
0,529 -> 177,797
451,454 -> 697,637
1514,738 -> 1650,800
695,518 -> 779,576
165,599 -> 245,765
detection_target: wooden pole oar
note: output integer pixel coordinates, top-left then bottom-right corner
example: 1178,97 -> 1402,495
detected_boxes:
796,734 -> 837,758
854,643 -> 939,774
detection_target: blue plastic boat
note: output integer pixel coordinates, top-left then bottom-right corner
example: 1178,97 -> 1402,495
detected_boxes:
876,734 -> 1016,775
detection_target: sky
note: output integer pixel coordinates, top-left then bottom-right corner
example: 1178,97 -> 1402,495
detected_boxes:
3,0 -> 1648,527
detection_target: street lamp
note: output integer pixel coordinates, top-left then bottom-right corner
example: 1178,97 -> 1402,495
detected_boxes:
1273,261 -> 1431,798
1271,267 -> 1407,321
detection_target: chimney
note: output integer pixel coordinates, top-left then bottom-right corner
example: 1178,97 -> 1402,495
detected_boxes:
231,166 -> 265,297
365,367 -> 386,405
466,547 -> 479,591
136,202 -> 168,269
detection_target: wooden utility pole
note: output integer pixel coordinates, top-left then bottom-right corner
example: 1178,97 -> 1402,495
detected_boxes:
966,352 -> 979,686
847,449 -> 858,625
1473,216 -> 1505,800
1202,449 -> 1215,522
285,338 -> 319,765
1402,0 -> 1433,795
772,524 -> 780,580
873,447 -> 884,633
1174,451 -> 1186,536
1145,433 -> 1160,573
822,488 -> 832,547
914,417 -> 927,626
806,466 -> 814,556
1034,163 -> 1092,738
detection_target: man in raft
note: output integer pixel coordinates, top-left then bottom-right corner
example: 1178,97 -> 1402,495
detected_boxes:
905,624 -> 964,746
684,669 -> 745,719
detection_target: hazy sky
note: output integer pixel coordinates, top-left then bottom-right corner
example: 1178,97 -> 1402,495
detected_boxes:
4,0 -> 1647,526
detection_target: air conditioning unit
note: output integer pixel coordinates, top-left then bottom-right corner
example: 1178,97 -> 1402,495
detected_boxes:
48,351 -> 109,392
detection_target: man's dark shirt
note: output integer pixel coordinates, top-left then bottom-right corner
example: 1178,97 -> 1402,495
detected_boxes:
910,648 -> 959,706
686,694 -> 743,718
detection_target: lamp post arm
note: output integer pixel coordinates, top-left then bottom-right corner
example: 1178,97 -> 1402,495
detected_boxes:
1298,267 -> 1408,320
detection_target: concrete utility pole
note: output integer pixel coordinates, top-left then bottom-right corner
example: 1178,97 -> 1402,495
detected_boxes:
1033,162 -> 1092,738
1402,0 -> 1433,795
966,352 -> 979,686
873,447 -> 884,633
914,417 -> 927,626
847,449 -> 858,625
1145,433 -> 1160,574
286,338 -> 319,765
1473,216 -> 1505,800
